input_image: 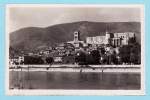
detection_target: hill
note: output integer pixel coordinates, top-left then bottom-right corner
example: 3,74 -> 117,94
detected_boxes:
10,21 -> 141,52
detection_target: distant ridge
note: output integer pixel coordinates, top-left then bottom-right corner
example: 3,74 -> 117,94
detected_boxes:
10,21 -> 141,52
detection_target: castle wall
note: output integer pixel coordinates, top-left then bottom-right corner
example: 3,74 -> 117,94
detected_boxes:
86,32 -> 135,46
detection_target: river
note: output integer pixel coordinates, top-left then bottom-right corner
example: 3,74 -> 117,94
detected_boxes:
9,70 -> 140,90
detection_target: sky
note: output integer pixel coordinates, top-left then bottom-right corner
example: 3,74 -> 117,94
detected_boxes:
8,5 -> 142,33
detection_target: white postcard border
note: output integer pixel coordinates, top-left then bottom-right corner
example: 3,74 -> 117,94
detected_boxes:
5,4 -> 145,96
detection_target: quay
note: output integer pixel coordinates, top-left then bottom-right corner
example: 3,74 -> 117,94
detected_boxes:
9,64 -> 141,73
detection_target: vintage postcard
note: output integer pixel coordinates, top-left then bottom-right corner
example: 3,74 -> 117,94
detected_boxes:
5,4 -> 145,95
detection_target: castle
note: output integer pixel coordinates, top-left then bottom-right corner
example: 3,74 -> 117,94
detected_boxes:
86,31 -> 135,47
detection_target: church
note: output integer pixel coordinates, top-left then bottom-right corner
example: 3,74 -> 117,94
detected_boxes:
67,31 -> 85,48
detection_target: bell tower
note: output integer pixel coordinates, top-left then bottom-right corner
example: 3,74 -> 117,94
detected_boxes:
74,31 -> 80,42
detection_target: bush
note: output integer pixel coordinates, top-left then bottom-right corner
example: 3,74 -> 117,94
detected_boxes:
24,56 -> 44,64
46,57 -> 54,64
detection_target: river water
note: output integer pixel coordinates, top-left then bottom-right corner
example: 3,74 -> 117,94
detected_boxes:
9,71 -> 140,90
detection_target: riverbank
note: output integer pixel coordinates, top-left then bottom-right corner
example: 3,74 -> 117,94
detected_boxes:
9,64 -> 141,68
9,66 -> 141,73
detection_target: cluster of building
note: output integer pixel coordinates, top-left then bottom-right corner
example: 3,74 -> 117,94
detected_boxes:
9,56 -> 24,65
9,30 -> 136,65
77,31 -> 135,47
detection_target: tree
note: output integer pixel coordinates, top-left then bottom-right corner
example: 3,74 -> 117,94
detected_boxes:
119,42 -> 141,64
90,50 -> 100,64
46,57 -> 54,67
99,47 -> 105,55
75,51 -> 86,65
86,54 -> 95,65
130,43 -> 141,64
24,56 -> 44,64
119,45 -> 131,64
105,46 -> 116,64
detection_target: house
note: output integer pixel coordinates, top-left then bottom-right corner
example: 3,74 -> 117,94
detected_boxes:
54,56 -> 63,63
9,56 -> 24,65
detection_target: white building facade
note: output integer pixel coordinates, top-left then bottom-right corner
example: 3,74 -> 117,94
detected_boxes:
86,32 -> 135,47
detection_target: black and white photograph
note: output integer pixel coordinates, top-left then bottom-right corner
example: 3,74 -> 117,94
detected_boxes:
6,4 -> 145,95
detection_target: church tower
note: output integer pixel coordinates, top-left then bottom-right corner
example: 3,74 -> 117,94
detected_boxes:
74,31 -> 80,42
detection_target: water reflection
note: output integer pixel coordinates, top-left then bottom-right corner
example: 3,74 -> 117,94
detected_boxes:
9,71 -> 140,90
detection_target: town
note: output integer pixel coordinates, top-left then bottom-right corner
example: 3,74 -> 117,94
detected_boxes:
9,30 -> 141,66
